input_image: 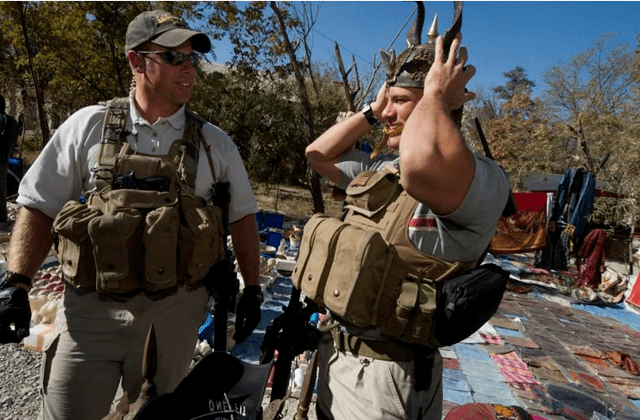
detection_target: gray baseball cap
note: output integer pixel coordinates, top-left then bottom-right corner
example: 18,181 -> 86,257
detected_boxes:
125,10 -> 211,53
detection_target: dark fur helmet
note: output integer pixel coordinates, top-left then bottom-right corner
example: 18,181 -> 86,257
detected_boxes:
381,1 -> 463,89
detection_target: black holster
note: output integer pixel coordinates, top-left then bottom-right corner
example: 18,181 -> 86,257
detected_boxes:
414,348 -> 435,392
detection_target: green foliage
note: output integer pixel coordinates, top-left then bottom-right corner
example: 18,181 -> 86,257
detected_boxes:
190,62 -> 347,186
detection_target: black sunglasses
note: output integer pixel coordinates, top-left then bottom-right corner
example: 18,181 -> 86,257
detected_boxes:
137,50 -> 200,67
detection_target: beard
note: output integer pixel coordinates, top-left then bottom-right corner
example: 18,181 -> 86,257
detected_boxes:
383,124 -> 404,137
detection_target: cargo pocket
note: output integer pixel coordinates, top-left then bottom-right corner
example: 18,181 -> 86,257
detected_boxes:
344,169 -> 401,217
143,206 -> 179,292
178,205 -> 224,285
88,208 -> 144,294
379,274 -> 438,346
407,280 -> 438,345
322,225 -> 395,327
52,200 -> 102,289
40,331 -> 61,395
291,214 -> 348,307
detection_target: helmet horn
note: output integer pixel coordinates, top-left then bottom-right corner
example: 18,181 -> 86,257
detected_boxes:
442,1 -> 463,55
405,1 -> 425,47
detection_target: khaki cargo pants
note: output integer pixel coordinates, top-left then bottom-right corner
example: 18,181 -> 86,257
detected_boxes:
37,285 -> 209,420
316,332 -> 443,420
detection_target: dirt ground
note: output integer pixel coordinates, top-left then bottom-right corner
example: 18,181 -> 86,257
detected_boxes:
252,183 -> 344,222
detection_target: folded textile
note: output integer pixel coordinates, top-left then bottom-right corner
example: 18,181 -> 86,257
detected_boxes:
489,192 -> 548,255
603,351 -> 640,376
444,403 -> 536,420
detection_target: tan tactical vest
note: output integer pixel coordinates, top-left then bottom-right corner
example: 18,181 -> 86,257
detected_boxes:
52,98 -> 224,297
293,165 -> 476,345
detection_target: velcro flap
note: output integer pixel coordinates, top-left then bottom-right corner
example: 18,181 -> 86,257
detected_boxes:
88,208 -> 143,289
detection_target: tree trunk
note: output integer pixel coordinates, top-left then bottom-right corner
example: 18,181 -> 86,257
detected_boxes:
335,42 -> 356,112
16,2 -> 50,147
270,1 -> 324,214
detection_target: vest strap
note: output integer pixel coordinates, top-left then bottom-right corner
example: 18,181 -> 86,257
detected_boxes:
94,99 -> 205,195
330,328 -> 433,361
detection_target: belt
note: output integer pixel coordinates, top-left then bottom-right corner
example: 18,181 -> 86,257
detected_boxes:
330,328 -> 429,361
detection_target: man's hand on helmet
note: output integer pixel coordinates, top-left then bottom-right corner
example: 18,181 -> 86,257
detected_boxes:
370,84 -> 388,121
423,33 -> 476,112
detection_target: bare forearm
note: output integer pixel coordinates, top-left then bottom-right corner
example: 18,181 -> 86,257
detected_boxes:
8,206 -> 55,279
229,214 -> 260,288
306,86 -> 386,184
305,113 -> 372,184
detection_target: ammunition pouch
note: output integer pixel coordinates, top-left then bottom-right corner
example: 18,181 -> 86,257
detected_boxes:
292,214 -> 462,347
53,193 -> 224,296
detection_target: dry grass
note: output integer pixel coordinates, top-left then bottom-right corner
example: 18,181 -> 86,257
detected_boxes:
252,183 -> 344,224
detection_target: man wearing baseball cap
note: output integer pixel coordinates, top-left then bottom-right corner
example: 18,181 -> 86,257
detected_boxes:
0,10 -> 263,419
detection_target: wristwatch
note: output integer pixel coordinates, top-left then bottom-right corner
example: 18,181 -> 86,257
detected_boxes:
362,103 -> 381,127
0,271 -> 32,289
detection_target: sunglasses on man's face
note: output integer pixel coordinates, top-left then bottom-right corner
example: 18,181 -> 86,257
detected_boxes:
137,50 -> 200,67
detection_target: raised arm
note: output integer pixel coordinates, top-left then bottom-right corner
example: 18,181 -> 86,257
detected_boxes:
399,34 -> 477,215
305,87 -> 386,185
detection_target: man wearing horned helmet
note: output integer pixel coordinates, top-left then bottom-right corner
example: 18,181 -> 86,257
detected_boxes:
305,2 -> 510,419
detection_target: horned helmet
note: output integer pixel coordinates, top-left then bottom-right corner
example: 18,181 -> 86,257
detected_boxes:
377,1 -> 464,137
381,1 -> 463,89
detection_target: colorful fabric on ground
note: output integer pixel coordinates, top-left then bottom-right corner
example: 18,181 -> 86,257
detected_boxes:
444,358 -> 461,370
603,351 -> 640,376
567,370 -> 606,393
444,403 -> 535,420
489,192 -> 548,255
491,352 -> 539,386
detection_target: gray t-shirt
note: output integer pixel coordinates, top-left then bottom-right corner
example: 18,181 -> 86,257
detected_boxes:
18,93 -> 258,223
337,148 -> 510,264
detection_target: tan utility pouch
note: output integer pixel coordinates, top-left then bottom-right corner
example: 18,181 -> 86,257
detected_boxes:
52,200 -> 102,289
93,189 -> 178,214
143,206 -> 179,292
292,214 -> 348,307
87,207 -> 145,294
178,197 -> 225,285
292,214 -> 443,346
344,169 -> 400,217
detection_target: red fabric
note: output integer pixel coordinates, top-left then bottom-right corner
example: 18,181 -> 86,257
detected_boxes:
628,271 -> 640,311
445,403 -> 495,419
443,358 -> 460,370
575,229 -> 607,288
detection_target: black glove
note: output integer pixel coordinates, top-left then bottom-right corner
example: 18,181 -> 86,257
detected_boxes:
0,286 -> 31,344
233,285 -> 263,344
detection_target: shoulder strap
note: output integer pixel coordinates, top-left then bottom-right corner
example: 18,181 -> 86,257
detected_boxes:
186,109 -> 217,185
167,108 -> 217,192
94,100 -> 210,195
94,98 -> 130,192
